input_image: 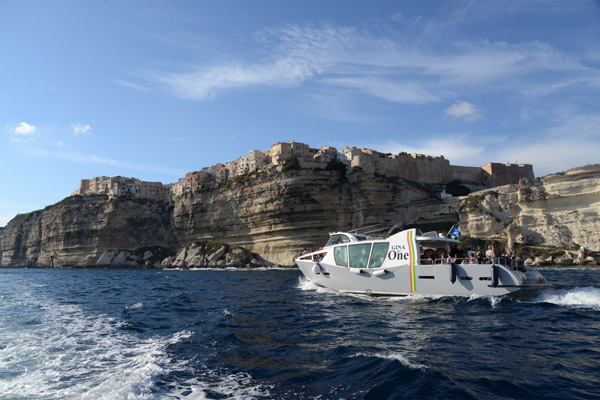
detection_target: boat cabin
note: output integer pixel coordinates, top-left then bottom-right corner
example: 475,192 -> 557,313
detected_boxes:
324,232 -> 368,246
300,229 -> 460,268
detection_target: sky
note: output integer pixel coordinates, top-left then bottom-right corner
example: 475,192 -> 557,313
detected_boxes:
2,0 -> 600,226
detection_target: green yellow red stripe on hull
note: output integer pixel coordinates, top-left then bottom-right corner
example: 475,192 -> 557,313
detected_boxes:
407,229 -> 417,292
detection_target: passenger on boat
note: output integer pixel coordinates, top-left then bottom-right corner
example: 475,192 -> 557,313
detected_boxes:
514,255 -> 524,271
468,252 -> 477,264
370,247 -> 386,267
467,247 -> 476,261
486,245 -> 497,264
476,246 -> 484,263
449,245 -> 460,261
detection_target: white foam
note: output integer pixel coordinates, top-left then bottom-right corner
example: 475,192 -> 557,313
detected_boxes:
184,267 -> 292,272
297,277 -> 477,304
0,292 -> 192,399
382,294 -> 444,303
297,276 -> 337,295
353,352 -> 426,370
535,287 -> 600,309
128,302 -> 144,309
467,294 -> 503,306
169,372 -> 273,400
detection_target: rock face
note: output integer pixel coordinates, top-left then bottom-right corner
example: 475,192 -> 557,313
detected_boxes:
5,164 -> 596,268
0,194 -> 173,268
166,242 -> 267,269
170,169 -> 457,264
0,168 -> 457,267
458,164 -> 600,252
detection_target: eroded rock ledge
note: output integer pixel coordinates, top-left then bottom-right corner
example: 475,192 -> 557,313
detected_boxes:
459,165 -> 600,249
2,164 -> 599,268
0,168 -> 457,268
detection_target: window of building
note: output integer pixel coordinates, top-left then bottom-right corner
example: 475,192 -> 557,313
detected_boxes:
368,242 -> 389,268
334,246 -> 348,267
349,243 -> 372,268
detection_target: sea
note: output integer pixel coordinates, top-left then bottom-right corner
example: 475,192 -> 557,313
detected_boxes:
1,267 -> 599,400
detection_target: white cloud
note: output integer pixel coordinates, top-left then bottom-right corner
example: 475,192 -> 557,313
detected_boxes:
507,113 -> 600,176
322,77 -> 439,104
507,138 -> 599,177
25,149 -> 185,176
136,23 -> 592,106
72,123 -> 93,135
12,122 -> 36,135
445,101 -> 482,121
115,79 -> 154,93
157,59 -> 314,100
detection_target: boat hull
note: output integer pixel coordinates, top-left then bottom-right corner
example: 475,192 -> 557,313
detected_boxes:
297,260 -> 549,297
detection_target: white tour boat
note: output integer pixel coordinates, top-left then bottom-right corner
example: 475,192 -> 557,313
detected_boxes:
295,228 -> 549,297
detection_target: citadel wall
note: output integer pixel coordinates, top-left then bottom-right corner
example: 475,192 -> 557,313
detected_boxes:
73,141 -> 535,201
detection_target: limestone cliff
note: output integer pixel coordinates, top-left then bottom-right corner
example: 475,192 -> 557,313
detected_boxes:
0,194 -> 173,267
5,164 -> 597,268
171,168 -> 457,264
0,168 -> 457,267
458,164 -> 600,252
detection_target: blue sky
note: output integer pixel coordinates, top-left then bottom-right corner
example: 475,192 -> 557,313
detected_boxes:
2,0 -> 600,226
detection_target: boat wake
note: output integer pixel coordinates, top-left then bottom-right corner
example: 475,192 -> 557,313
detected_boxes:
0,292 -> 192,399
167,371 -> 273,400
533,286 -> 600,309
297,276 -> 338,295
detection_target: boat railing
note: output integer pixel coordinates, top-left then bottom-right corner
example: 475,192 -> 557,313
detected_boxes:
421,257 -> 524,270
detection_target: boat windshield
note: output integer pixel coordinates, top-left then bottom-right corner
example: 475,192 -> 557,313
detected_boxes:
326,234 -> 351,246
349,243 -> 371,268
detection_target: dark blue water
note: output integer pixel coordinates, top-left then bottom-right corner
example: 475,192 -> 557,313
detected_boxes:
1,267 -> 599,399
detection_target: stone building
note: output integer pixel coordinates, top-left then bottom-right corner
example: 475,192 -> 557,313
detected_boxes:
339,146 -> 534,186
482,162 -> 535,186
171,170 -> 212,196
140,181 -> 165,200
206,163 -> 228,183
73,141 -> 535,203
75,176 -> 165,201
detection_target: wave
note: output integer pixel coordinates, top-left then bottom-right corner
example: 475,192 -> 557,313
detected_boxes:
297,276 -> 338,295
168,371 -> 273,400
534,287 -> 600,309
127,302 -> 144,309
352,352 -> 426,370
180,267 -> 293,272
466,293 -> 504,307
0,295 -> 192,399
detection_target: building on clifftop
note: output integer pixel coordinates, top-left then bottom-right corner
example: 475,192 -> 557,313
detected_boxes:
74,176 -> 166,201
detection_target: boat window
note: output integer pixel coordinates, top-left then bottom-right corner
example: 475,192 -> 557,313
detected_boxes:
368,242 -> 389,268
349,243 -> 372,268
334,246 -> 348,267
326,235 -> 351,246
